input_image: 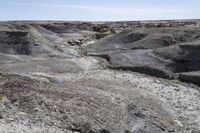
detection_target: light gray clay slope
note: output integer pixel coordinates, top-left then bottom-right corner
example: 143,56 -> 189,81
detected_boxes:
0,20 -> 200,133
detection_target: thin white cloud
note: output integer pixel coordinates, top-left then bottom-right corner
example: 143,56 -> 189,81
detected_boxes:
13,2 -> 191,15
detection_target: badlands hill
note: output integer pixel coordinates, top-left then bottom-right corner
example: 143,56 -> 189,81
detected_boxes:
0,20 -> 200,133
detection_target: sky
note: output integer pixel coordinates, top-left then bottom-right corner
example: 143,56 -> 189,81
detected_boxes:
0,0 -> 199,21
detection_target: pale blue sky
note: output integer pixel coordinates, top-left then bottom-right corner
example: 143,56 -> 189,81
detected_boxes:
0,0 -> 199,21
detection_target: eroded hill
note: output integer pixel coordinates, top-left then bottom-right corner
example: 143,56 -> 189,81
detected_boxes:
0,20 -> 200,133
